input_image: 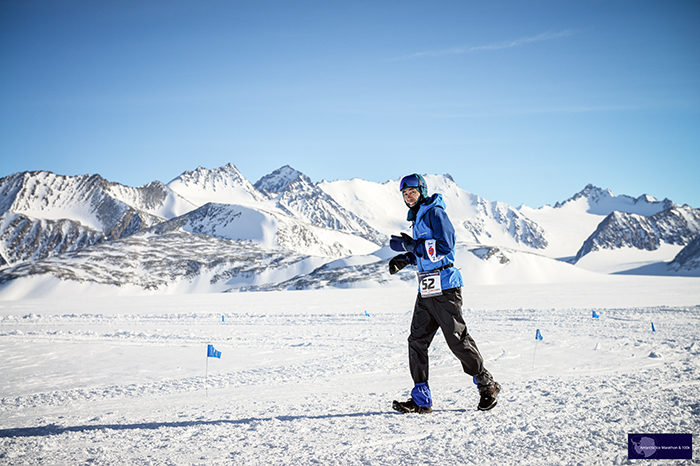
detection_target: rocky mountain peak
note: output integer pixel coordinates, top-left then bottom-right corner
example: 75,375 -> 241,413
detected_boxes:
573,205 -> 700,262
254,165 -> 308,194
167,163 -> 267,206
669,234 -> 700,272
554,184 -> 614,209
554,184 -> 675,217
169,163 -> 247,187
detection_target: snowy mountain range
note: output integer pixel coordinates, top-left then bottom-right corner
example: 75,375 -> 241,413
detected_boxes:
0,165 -> 698,298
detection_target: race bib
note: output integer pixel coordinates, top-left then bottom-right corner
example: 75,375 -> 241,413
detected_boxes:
418,271 -> 443,297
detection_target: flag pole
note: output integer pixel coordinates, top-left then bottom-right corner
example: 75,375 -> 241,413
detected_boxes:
532,340 -> 538,371
204,344 -> 221,398
532,329 -> 543,370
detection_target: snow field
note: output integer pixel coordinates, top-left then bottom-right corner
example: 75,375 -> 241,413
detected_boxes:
1,285 -> 699,465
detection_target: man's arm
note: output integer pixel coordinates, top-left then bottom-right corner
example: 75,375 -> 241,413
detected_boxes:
415,207 -> 455,258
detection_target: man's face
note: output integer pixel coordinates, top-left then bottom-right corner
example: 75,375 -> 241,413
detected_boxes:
403,187 -> 420,207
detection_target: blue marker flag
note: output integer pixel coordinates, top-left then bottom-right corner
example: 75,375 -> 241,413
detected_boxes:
592,311 -> 600,319
651,322 -> 657,333
365,310 -> 370,317
207,344 -> 221,358
535,329 -> 543,341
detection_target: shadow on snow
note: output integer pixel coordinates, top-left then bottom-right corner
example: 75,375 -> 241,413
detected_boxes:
0,408 -> 467,438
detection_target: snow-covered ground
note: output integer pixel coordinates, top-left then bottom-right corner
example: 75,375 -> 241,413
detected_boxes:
1,278 -> 699,465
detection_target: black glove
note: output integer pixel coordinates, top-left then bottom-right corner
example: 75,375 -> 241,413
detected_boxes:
389,253 -> 416,275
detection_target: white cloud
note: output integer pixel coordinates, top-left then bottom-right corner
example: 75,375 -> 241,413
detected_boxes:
394,30 -> 577,60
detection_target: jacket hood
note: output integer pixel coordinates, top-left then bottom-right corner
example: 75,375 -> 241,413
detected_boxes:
407,193 -> 445,222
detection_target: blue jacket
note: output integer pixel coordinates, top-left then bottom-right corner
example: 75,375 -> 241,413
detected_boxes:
411,194 -> 463,290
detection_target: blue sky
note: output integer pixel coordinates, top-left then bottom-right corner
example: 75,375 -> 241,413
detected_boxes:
1,0 -> 698,208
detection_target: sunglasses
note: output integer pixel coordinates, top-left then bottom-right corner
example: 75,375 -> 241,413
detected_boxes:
399,174 -> 424,191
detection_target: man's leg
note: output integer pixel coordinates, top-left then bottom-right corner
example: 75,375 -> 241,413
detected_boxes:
394,293 -> 440,413
431,288 -> 494,386
408,293 -> 440,384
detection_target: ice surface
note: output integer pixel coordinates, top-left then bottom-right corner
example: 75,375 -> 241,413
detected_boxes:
1,282 -> 699,465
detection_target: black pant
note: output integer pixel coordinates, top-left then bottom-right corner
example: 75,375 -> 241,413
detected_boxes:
408,287 -> 492,387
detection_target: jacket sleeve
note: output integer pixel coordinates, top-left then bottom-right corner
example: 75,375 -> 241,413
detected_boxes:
415,207 -> 456,258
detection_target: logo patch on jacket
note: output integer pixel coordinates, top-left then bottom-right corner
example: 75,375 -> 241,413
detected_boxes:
425,239 -> 440,262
